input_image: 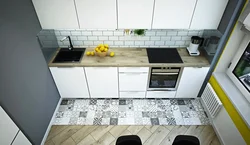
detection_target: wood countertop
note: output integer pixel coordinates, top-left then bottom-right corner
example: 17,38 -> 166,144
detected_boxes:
48,48 -> 210,67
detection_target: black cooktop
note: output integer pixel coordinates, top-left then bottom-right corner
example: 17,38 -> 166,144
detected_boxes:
146,48 -> 183,63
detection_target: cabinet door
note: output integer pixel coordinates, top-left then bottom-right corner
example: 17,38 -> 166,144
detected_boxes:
85,67 -> 119,98
120,91 -> 146,98
146,91 -> 176,98
119,73 -> 148,91
118,0 -> 154,29
176,67 -> 209,98
32,0 -> 79,29
190,0 -> 228,29
152,0 -> 196,29
50,67 -> 89,98
0,107 -> 19,145
12,131 -> 31,145
75,0 -> 117,29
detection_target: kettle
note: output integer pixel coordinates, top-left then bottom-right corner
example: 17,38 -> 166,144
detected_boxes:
204,36 -> 220,53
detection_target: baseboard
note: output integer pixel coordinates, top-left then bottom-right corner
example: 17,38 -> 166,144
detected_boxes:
40,98 -> 62,145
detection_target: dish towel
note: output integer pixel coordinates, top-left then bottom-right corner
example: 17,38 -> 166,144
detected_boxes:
243,13 -> 250,31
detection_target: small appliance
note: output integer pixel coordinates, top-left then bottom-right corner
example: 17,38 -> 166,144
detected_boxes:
204,36 -> 220,55
187,36 -> 203,56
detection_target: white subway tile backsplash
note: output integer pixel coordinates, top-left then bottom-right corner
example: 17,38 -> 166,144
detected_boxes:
156,31 -> 167,36
38,29 -> 213,48
150,36 -> 161,41
109,36 -> 119,40
104,41 -> 114,45
171,36 -> 182,41
83,41 -> 93,45
155,41 -> 165,46
82,31 -> 92,36
103,31 -> 114,36
135,41 -> 144,46
165,41 -> 175,45
61,31 -> 71,36
145,41 -> 155,46
145,31 -> 156,36
92,31 -> 103,35
77,36 -> 88,40
167,31 -> 177,36
161,36 -> 171,41
71,31 -> 82,35
175,41 -> 185,45
94,41 -> 104,45
88,36 -> 98,40
125,41 -> 134,46
177,31 -> 188,36
99,36 -> 109,40
114,31 -> 124,36
73,41 -> 83,45
114,41 -> 124,45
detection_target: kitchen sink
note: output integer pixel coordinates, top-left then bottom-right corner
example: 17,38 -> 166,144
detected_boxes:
53,48 -> 86,63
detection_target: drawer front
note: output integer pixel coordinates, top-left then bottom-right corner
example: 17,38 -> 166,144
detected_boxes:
119,73 -> 148,91
119,67 -> 149,73
146,91 -> 176,98
120,91 -> 146,98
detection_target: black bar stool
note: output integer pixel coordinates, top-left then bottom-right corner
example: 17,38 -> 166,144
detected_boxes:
172,135 -> 200,145
116,135 -> 142,145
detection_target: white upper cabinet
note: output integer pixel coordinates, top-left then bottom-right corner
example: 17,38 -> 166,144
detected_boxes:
85,67 -> 119,98
152,0 -> 196,29
32,0 -> 79,29
176,67 -> 209,98
75,0 -> 117,29
50,67 -> 90,98
117,0 -> 154,29
190,0 -> 228,29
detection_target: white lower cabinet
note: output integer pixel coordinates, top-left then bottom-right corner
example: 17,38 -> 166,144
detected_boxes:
85,67 -> 119,98
120,91 -> 146,98
50,67 -> 90,98
146,91 -> 176,98
12,131 -> 31,145
176,67 -> 209,98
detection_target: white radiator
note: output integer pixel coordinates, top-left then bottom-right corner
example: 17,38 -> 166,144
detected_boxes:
201,83 -> 222,118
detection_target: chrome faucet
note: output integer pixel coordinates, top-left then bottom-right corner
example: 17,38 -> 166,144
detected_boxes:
60,36 -> 74,50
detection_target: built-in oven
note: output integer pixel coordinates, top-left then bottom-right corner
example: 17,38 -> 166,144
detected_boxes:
147,67 -> 183,91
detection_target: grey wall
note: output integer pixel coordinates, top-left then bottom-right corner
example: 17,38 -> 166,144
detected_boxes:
0,0 -> 60,144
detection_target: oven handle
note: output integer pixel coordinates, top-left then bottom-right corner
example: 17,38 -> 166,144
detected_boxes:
151,73 -> 178,75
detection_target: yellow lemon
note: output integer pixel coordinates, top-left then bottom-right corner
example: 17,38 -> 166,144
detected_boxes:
91,51 -> 95,56
95,47 -> 99,52
100,46 -> 105,51
98,44 -> 102,48
104,44 -> 109,48
110,52 -> 115,57
104,48 -> 108,52
86,51 -> 91,56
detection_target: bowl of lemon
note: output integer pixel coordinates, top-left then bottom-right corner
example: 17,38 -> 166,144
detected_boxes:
86,44 -> 115,57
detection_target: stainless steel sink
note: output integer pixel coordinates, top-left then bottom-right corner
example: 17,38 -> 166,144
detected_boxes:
53,48 -> 86,63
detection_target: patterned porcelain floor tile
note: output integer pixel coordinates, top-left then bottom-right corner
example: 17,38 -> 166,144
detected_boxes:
53,98 -> 210,126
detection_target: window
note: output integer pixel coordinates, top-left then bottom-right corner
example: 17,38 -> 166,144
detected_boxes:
227,35 -> 250,103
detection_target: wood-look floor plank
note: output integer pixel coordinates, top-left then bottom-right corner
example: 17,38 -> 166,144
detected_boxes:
144,126 -> 170,145
71,126 -> 98,144
109,129 -> 133,145
52,126 -> 83,145
92,132 -> 115,145
144,126 -> 159,133
136,127 -> 152,144
77,134 -> 96,145
159,125 -> 189,145
90,126 -> 114,141
46,125 -> 68,141
198,126 -> 216,145
210,135 -> 221,145
127,126 -> 144,134
165,126 -> 174,131
109,126 -> 129,138
185,125 -> 205,137
44,140 -> 54,145
61,137 -> 76,145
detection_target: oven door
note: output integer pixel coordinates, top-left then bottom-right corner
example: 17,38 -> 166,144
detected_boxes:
148,68 -> 181,91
